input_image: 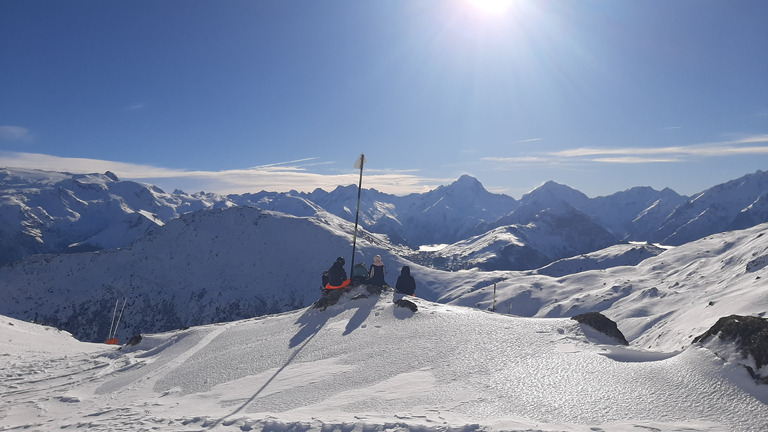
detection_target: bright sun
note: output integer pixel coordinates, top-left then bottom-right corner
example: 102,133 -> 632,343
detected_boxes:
465,0 -> 514,16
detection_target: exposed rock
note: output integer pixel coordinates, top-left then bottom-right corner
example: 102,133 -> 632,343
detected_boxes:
746,255 -> 768,272
693,315 -> 768,384
395,298 -> 418,312
571,312 -> 629,345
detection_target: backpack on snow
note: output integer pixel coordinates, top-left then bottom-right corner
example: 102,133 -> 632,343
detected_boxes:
351,263 -> 369,285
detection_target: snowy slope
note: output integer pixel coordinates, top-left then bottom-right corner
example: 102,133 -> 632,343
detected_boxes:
653,170 -> 768,245
731,193 -> 768,231
0,206 -> 411,343
534,243 -> 666,277
3,205 -> 766,350
227,191 -> 325,217
586,186 -> 687,240
443,223 -> 768,353
0,168 -> 233,266
463,205 -> 619,271
421,225 -> 549,271
0,314 -> 103,355
1,289 -> 766,432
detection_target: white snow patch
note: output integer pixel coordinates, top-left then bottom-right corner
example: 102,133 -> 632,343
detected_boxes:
1,288 -> 766,431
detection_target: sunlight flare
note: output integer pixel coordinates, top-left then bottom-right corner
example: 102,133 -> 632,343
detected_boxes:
465,0 -> 515,16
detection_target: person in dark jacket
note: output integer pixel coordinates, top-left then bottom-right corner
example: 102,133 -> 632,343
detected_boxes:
369,255 -> 387,287
395,265 -> 416,296
327,257 -> 348,288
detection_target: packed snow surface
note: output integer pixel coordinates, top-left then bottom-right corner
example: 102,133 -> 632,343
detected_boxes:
2,288 -> 766,432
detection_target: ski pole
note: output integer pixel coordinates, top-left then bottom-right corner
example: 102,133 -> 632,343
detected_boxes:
108,299 -> 119,339
113,298 -> 127,339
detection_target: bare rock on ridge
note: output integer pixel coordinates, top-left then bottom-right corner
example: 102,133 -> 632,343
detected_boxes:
693,315 -> 768,384
571,312 -> 629,345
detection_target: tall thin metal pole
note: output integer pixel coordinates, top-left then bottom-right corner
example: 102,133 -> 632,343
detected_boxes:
350,153 -> 365,276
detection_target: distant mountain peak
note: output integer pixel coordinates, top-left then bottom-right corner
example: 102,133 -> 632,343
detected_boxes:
449,175 -> 485,191
530,180 -> 574,194
522,180 -> 588,205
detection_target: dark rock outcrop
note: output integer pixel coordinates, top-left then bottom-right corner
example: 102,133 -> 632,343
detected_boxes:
571,312 -> 629,345
693,315 -> 768,384
126,334 -> 143,346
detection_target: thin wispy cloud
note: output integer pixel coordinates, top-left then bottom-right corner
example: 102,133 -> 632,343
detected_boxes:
482,156 -> 550,164
0,126 -> 32,141
551,134 -> 768,159
250,157 -> 319,169
592,157 -> 682,164
124,103 -> 147,111
366,168 -> 420,175
484,134 -> 768,167
515,138 -> 543,143
0,151 -> 443,195
551,146 -> 686,158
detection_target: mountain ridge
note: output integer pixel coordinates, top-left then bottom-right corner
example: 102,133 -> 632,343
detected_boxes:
2,168 -> 768,273
0,206 -> 410,342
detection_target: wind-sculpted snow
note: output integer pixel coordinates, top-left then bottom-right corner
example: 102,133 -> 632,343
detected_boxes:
2,289 -> 766,431
444,223 -> 768,353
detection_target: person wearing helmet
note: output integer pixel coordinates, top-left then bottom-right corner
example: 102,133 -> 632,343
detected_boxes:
326,256 -> 349,289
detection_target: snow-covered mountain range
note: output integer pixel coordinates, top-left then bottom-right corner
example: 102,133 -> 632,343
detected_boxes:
3,168 -> 768,271
1,167 -> 767,430
2,167 -> 768,343
0,168 -> 233,266
1,198 -> 767,350
0,206 -> 408,342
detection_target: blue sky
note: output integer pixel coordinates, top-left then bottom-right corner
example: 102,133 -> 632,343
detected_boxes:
1,0 -> 767,198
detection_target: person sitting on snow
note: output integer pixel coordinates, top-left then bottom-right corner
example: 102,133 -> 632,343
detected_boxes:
326,256 -> 349,289
368,255 -> 387,287
395,265 -> 416,296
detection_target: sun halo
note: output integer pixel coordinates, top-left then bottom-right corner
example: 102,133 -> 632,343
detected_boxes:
464,0 -> 515,17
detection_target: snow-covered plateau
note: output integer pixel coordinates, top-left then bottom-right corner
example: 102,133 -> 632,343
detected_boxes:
2,286 -> 767,432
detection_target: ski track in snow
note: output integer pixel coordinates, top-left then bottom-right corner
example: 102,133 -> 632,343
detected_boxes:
1,288 -> 766,432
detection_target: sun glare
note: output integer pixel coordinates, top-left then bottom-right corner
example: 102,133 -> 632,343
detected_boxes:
465,0 -> 514,16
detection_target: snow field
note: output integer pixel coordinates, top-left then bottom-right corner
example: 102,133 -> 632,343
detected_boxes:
2,287 -> 766,431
